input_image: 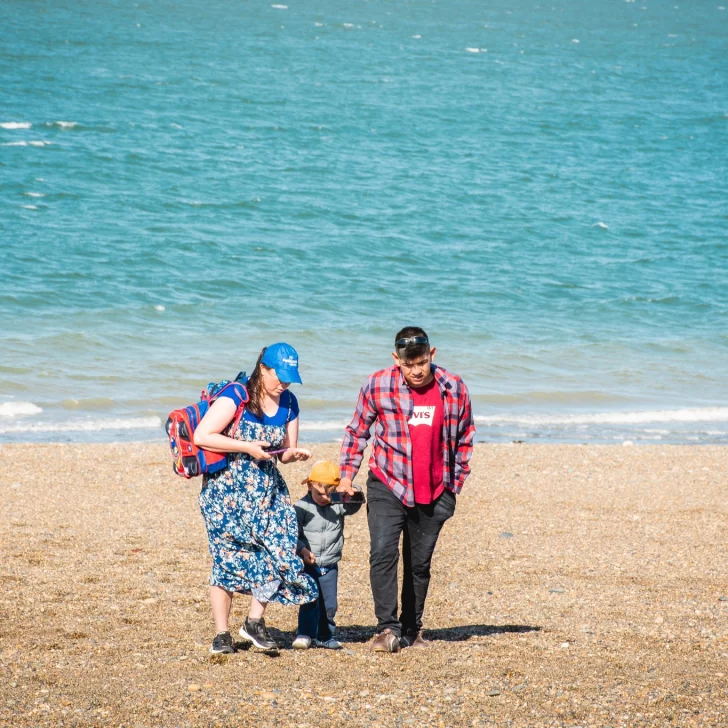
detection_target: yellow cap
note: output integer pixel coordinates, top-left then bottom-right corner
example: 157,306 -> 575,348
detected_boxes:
301,460 -> 341,486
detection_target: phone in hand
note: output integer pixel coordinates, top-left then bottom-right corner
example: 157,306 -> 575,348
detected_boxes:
328,490 -> 365,504
265,448 -> 288,455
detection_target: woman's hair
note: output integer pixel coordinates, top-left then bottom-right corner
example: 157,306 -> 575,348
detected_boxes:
245,348 -> 268,420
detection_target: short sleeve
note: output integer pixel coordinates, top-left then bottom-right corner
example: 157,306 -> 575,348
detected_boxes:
215,382 -> 246,408
285,391 -> 300,422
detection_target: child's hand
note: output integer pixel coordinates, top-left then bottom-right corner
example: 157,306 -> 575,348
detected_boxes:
288,447 -> 312,461
301,548 -> 316,565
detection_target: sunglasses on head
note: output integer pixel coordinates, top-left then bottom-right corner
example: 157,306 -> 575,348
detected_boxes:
395,335 -> 429,350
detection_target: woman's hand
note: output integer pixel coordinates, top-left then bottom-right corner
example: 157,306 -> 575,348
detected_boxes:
245,441 -> 273,460
281,447 -> 311,463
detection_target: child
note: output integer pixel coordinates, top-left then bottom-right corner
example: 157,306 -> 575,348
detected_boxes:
293,460 -> 363,650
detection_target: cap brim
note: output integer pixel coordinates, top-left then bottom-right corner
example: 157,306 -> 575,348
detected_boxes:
278,369 -> 302,384
301,477 -> 340,486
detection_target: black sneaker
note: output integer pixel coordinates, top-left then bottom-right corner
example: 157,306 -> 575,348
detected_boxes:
210,631 -> 234,654
239,618 -> 279,652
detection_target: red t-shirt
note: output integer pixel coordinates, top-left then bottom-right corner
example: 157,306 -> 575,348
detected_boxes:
408,379 -> 444,505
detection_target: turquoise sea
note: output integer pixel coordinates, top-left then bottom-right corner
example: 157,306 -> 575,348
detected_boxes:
1,0 -> 727,445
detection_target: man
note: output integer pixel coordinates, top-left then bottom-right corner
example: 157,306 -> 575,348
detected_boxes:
338,327 -> 475,652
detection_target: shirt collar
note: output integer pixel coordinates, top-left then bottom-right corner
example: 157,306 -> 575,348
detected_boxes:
395,364 -> 450,392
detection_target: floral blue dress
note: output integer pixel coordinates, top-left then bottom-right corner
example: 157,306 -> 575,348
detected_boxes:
198,391 -> 317,605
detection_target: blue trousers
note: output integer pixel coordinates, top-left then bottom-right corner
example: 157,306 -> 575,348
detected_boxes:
297,563 -> 338,640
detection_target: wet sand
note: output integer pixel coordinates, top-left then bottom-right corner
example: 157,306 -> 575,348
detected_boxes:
1,442 -> 726,727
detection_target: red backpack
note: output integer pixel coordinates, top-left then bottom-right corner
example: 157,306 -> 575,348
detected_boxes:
166,378 -> 249,479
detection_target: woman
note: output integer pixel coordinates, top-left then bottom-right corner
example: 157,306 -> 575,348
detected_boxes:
193,342 -> 317,654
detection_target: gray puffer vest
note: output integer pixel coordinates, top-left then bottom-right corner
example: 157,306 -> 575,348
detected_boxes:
294,494 -> 362,567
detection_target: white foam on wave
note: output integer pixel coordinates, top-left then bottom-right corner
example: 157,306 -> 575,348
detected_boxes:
465,47 -> 480,53
1,122 -> 31,129
594,221 -> 608,229
53,121 -> 77,128
0,402 -> 43,417
0,415 -> 162,434
2,140 -> 51,147
300,420 -> 350,431
271,3 -> 288,8
21,205 -> 38,210
23,192 -> 45,198
155,304 -> 166,311
475,407 -> 728,426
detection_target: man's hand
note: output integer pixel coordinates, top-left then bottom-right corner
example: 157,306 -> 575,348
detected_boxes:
337,477 -> 357,496
300,548 -> 316,565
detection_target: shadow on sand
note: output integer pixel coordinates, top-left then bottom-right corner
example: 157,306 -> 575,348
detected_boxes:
334,623 -> 541,644
221,625 -> 542,655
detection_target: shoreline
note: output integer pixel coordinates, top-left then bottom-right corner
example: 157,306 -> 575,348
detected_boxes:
3,431 -> 728,447
2,404 -> 728,447
2,442 -> 727,726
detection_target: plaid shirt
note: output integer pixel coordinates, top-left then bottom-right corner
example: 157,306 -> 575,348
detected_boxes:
339,364 -> 475,507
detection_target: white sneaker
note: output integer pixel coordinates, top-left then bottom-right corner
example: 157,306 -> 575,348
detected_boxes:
292,635 -> 312,650
316,638 -> 343,650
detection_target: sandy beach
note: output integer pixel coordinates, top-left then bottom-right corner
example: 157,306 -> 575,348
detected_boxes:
1,442 -> 726,727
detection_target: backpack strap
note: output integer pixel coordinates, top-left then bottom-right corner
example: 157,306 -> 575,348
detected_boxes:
211,381 -> 249,438
285,390 -> 294,424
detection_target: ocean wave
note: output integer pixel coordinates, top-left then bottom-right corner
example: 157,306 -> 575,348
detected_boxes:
60,397 -> 116,410
0,122 -> 31,129
1,140 -> 51,147
472,390 -> 628,405
474,408 -> 728,426
0,401 -> 43,417
50,121 -> 78,129
299,420 -> 349,431
0,416 -> 162,434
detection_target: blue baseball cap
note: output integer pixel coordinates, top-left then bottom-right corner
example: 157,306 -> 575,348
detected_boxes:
261,342 -> 302,384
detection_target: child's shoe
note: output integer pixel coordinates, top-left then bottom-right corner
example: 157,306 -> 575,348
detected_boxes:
292,635 -> 312,650
316,637 -> 343,650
